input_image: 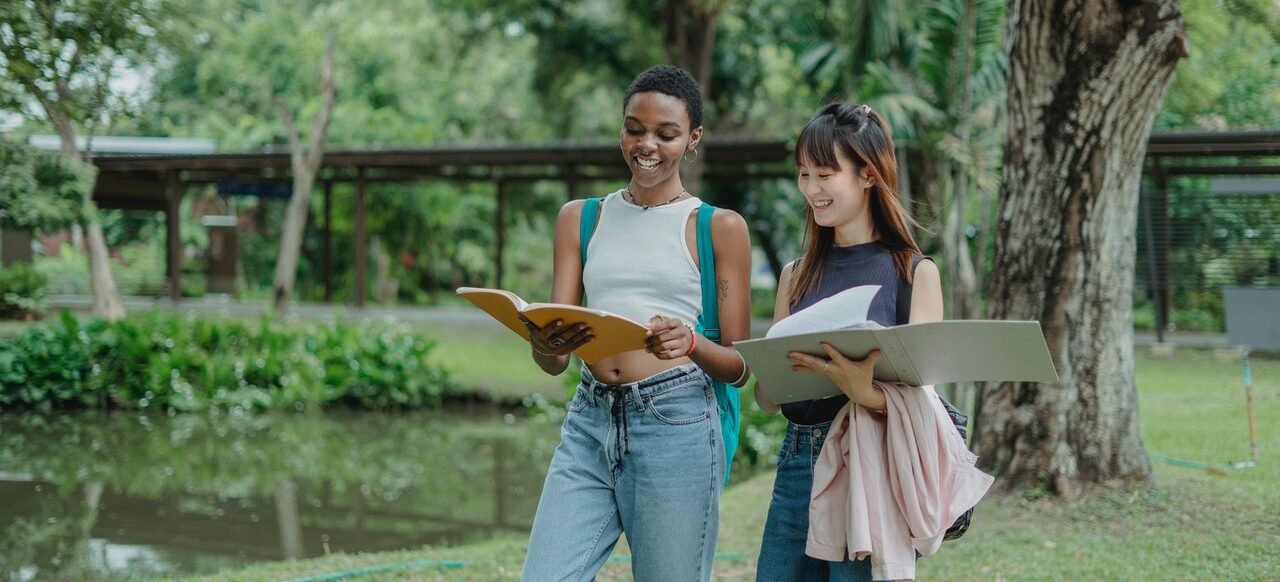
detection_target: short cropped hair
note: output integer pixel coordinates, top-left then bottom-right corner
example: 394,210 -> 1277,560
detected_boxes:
622,64 -> 704,129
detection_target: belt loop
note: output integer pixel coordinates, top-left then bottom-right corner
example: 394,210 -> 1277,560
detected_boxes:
629,383 -> 644,412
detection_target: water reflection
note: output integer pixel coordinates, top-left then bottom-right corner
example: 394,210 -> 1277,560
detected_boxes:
0,408 -> 558,580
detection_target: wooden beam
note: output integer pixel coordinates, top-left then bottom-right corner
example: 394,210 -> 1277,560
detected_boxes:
1158,165 -> 1280,176
494,180 -> 507,289
322,181 -> 333,303
354,170 -> 367,308
165,175 -> 184,303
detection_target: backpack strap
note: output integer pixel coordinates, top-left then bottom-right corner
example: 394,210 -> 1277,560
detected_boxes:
694,204 -> 720,342
578,197 -> 603,266
895,254 -> 930,326
693,203 -> 740,488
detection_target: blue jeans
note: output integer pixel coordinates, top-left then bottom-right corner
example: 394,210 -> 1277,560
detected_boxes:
522,363 -> 724,582
756,420 -> 873,582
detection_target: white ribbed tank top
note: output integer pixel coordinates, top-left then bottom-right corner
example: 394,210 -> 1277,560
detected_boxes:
583,189 -> 703,327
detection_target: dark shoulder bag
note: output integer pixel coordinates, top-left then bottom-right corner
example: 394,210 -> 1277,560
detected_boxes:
897,254 -> 974,541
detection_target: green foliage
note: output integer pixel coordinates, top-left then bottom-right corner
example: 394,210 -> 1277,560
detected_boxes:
0,311 -> 455,411
0,263 -> 48,319
1156,0 -> 1280,129
0,0 -> 177,138
35,244 -> 168,296
0,138 -> 90,233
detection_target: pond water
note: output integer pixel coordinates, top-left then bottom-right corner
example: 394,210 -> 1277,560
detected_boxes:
0,407 -> 561,580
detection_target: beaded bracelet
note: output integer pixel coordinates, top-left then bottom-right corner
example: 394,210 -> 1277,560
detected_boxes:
532,344 -> 556,356
683,323 -> 697,357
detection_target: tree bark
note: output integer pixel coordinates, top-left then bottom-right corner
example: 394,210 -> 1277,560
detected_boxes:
35,92 -> 126,321
271,35 -> 337,315
973,0 -> 1186,498
662,0 -> 727,197
941,0 -> 980,320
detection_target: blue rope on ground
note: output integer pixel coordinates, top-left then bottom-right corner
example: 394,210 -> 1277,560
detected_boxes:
1149,453 -> 1257,470
283,559 -> 487,582
283,552 -> 755,581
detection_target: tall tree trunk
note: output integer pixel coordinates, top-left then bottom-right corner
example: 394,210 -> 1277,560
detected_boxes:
973,0 -> 1186,498
941,0 -> 980,320
662,0 -> 727,197
271,36 -> 337,315
38,96 -> 126,321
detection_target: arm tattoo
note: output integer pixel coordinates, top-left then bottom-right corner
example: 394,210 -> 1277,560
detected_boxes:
717,278 -> 729,303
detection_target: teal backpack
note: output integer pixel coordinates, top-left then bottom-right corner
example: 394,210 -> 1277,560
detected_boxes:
579,197 -> 741,486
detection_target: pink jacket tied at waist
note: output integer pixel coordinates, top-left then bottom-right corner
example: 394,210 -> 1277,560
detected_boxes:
806,382 -> 994,581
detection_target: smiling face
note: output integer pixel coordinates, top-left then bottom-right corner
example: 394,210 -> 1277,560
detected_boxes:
620,91 -> 702,192
796,143 -> 873,231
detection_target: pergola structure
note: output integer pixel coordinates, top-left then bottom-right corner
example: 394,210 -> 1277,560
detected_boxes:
89,140 -> 792,304
86,131 -> 1279,306
1140,131 -> 1280,341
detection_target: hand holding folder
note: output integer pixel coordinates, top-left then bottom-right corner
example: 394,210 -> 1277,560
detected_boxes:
736,285 -> 1059,405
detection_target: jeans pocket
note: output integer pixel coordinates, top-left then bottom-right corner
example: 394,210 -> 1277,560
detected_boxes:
567,386 -> 589,413
775,445 -> 793,467
646,384 -> 711,425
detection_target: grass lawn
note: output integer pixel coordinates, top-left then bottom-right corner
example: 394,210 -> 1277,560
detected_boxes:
0,319 -> 35,338
180,348 -> 1279,581
416,321 -> 569,404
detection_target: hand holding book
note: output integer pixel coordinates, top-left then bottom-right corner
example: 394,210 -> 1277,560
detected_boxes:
520,316 -> 594,358
456,287 -> 651,364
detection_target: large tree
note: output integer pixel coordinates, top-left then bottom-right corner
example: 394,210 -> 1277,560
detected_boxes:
0,0 -> 169,319
972,1 -> 1187,497
270,35 -> 336,314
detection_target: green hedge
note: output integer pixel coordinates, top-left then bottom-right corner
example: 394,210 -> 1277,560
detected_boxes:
0,311 -> 455,411
0,263 -> 48,319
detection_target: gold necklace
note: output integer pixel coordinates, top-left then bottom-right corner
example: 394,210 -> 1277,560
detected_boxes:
624,187 -> 689,210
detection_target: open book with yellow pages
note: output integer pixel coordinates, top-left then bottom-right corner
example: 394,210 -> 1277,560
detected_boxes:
455,287 -> 649,364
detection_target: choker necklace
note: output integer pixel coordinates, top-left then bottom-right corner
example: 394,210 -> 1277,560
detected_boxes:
624,187 -> 689,210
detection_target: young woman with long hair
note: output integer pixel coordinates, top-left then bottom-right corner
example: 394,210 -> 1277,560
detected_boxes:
754,102 -> 944,581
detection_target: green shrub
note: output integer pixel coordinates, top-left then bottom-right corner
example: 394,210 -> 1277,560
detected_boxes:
0,311 -> 455,411
0,263 -> 48,319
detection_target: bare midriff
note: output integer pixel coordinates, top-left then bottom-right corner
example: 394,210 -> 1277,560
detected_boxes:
587,350 -> 692,384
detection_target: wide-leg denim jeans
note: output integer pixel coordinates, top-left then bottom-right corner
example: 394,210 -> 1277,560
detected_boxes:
522,363 -> 724,582
756,420 -> 874,582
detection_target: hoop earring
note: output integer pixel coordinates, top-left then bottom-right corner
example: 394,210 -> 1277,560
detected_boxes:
683,147 -> 699,162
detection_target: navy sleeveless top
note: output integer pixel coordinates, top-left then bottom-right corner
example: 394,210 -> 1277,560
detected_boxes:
781,241 -> 906,425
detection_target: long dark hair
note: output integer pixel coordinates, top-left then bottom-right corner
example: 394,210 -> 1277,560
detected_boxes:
788,102 -> 923,307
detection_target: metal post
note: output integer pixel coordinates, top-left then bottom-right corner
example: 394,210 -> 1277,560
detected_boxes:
1141,181 -> 1165,343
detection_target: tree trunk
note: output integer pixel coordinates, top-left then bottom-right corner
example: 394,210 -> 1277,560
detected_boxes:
41,99 -> 127,321
662,0 -> 726,197
973,0 -> 1186,498
941,0 -> 980,320
271,36 -> 337,315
